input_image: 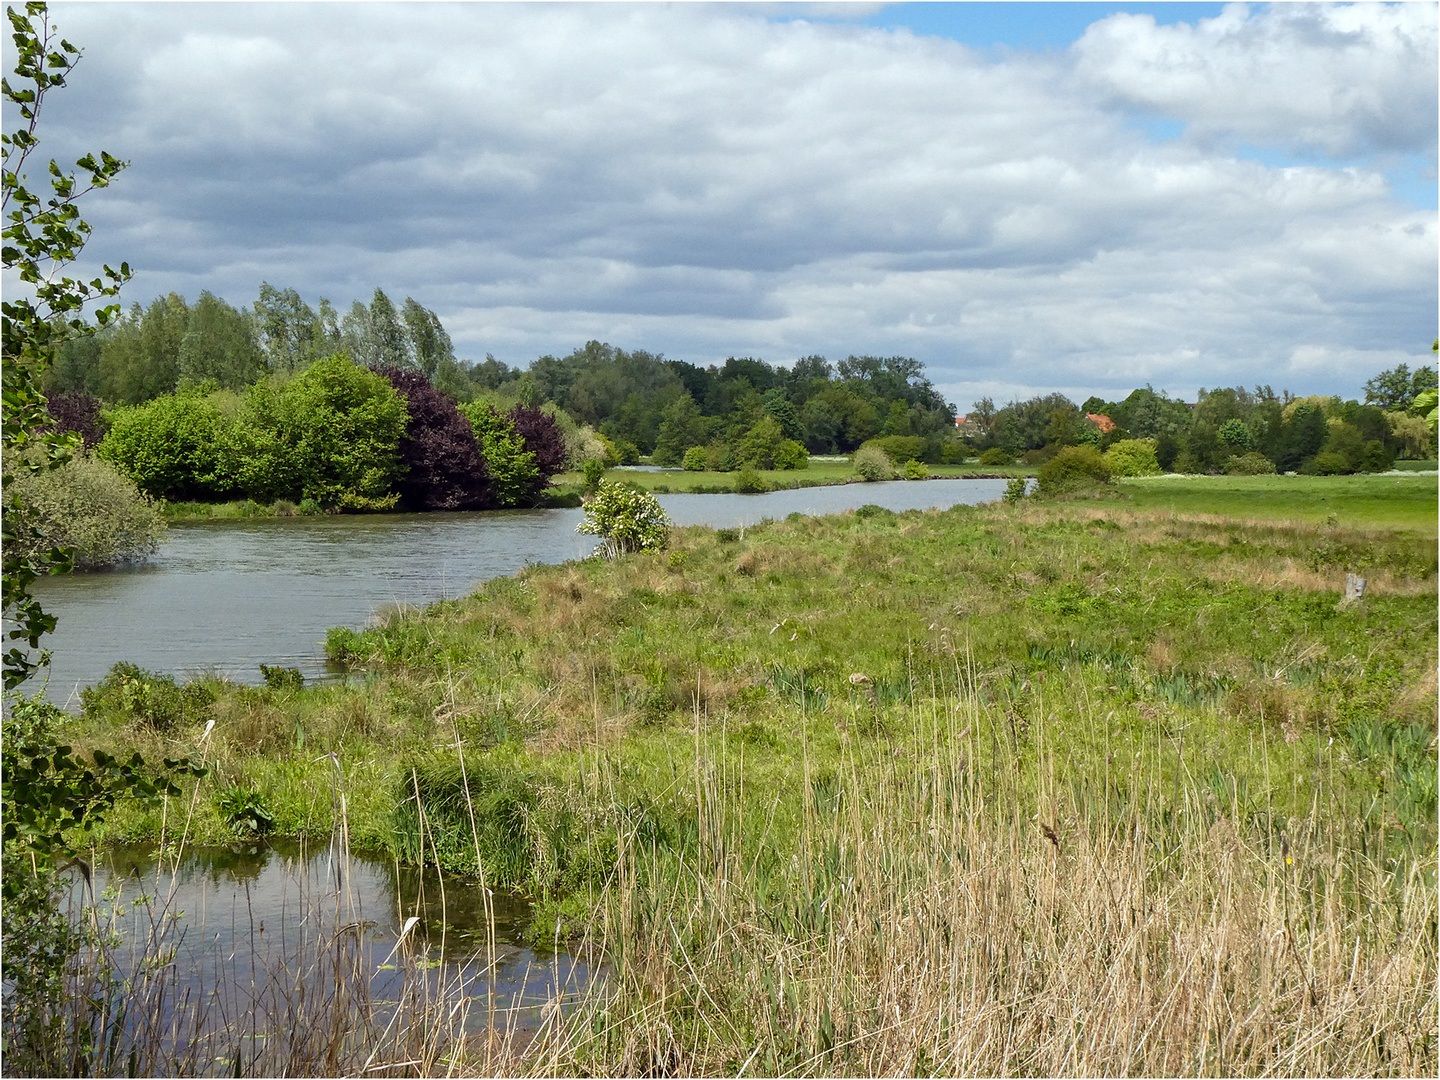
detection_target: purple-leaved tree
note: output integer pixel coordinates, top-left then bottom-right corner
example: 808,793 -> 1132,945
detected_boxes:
375,367 -> 490,510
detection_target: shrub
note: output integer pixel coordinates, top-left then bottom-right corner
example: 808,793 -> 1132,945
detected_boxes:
507,405 -> 569,488
1037,445 -> 1112,495
564,423 -> 609,471
577,480 -> 673,557
867,435 -> 930,465
853,445 -> 895,482
231,354 -> 407,510
1002,476 -> 1029,503
903,459 -> 928,480
460,401 -> 539,508
96,390 -> 237,501
298,497 -> 324,516
682,446 -> 707,471
735,466 -> 770,493
43,390 -> 105,451
1303,451 -> 1354,476
581,457 -> 606,492
376,367 -> 490,510
978,447 -> 1013,466
80,662 -> 215,732
1103,439 -> 1161,477
1171,451 -> 1205,475
773,439 -> 808,470
1225,451 -> 1277,475
3,451 -> 166,569
1359,439 -> 1395,473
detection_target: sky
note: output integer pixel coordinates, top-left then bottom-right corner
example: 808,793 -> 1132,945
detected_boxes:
9,1 -> 1437,411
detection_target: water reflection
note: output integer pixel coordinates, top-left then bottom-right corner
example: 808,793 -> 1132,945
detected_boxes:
83,840 -> 596,1039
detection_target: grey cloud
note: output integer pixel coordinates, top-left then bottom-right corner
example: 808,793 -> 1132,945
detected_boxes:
17,1 -> 1435,401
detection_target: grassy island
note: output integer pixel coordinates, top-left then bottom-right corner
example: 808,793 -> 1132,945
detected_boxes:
49,476 -> 1438,1076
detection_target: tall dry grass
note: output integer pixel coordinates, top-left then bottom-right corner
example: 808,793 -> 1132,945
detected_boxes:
520,657 -> 1437,1078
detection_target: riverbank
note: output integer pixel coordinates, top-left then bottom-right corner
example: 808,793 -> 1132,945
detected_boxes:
62,486 -> 1438,1075
157,459 -> 1436,521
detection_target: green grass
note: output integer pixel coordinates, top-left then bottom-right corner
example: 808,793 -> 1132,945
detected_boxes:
1119,472 -> 1439,534
556,459 -> 1029,494
57,491 -> 1438,1075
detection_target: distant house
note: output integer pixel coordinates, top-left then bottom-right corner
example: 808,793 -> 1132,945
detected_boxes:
1085,412 -> 1116,433
954,415 -> 969,428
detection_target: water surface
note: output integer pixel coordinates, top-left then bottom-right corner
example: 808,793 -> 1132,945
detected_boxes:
33,479 -> 1010,702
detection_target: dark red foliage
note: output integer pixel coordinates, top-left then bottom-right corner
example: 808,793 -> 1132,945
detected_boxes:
506,405 -> 568,496
44,390 -> 106,451
374,367 -> 491,511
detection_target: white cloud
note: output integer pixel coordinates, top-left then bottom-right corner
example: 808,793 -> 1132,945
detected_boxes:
15,1 -> 1437,406
1073,2 -> 1438,157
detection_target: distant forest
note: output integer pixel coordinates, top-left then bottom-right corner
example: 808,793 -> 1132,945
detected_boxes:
42,285 -> 1437,501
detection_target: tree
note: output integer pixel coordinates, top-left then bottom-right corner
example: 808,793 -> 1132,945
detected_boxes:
375,366 -> 489,510
97,389 -> 237,501
3,14 -> 202,1067
401,296 -> 454,379
506,404 -> 568,493
461,401 -> 538,508
178,289 -> 265,390
1363,363 -> 1416,411
232,354 -> 407,509
3,0 -> 131,687
252,281 -> 320,374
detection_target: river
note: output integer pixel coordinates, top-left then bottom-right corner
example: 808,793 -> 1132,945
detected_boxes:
32,478 -> 1012,704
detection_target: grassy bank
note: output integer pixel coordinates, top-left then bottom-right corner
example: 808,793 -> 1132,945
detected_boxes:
1119,473 -> 1439,534
52,485 -> 1439,1075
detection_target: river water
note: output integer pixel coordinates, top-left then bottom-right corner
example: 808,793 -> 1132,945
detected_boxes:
32,478 -> 1011,705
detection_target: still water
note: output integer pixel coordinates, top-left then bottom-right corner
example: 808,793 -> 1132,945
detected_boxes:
33,479 -> 1011,703
74,840 -> 596,1052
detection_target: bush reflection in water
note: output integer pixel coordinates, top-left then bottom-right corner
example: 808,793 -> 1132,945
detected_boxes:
68,838 -> 597,1073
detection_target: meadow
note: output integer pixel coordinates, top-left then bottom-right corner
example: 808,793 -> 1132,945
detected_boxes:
45,475 -> 1440,1075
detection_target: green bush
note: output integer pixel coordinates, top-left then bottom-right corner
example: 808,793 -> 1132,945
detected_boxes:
903,459 -> 928,480
96,389 -> 236,501
232,354 -> 407,510
1103,439 -> 1161,477
1225,451 -> 1277,475
3,451 -> 165,569
581,457 -> 606,492
1037,445 -> 1112,495
735,466 -> 771,493
577,480 -> 673,557
1303,451 -> 1354,476
774,439 -> 809,470
682,446 -> 707,471
461,401 -> 539,507
978,447 -> 1013,466
866,435 -> 931,465
853,445 -> 895,482
80,662 -> 215,733
1002,477 -> 1029,503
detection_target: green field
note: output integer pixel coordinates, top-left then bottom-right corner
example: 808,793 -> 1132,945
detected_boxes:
50,476 -> 1438,1076
1119,472 -> 1438,533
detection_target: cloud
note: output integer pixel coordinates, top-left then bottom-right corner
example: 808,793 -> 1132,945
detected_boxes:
14,1 -> 1437,406
1073,2 -> 1439,157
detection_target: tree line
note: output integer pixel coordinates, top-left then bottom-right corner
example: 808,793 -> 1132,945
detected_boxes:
39,283 -> 1436,513
963,360 -> 1436,476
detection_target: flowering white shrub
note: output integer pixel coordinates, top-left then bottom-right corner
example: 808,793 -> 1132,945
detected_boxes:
577,480 -> 672,557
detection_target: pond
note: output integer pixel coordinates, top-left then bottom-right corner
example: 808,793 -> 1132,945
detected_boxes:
68,839 -> 597,1065
32,478 -> 1013,703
